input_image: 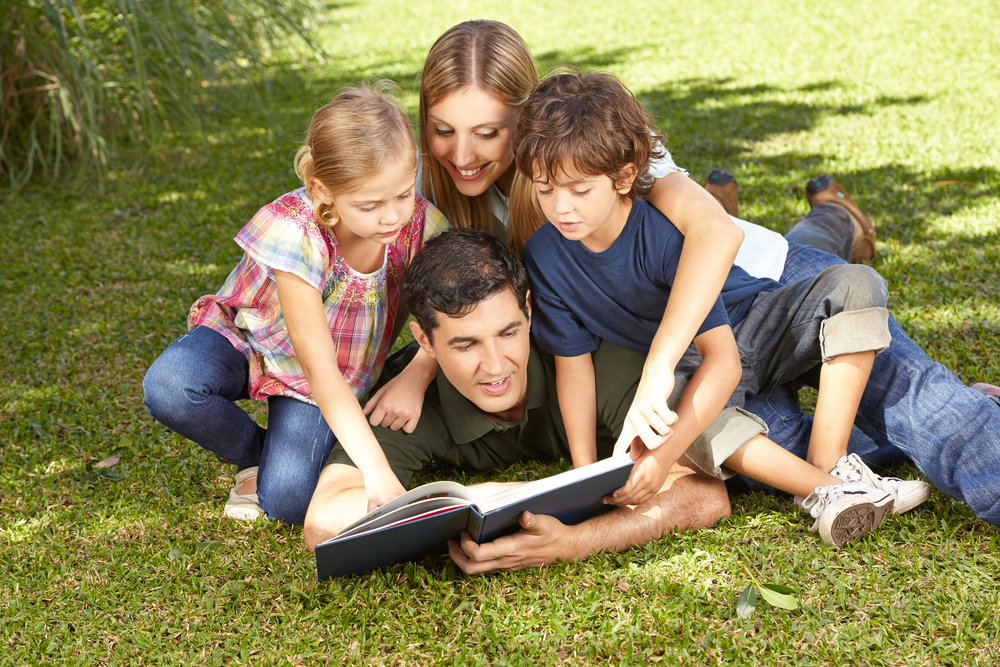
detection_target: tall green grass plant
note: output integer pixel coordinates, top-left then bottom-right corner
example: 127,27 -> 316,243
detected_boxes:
0,0 -> 322,190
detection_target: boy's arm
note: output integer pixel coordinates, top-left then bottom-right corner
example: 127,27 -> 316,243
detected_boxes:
555,353 -> 598,468
609,324 -> 741,506
621,173 -> 744,451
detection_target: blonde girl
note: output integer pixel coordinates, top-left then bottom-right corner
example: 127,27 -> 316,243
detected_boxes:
143,82 -> 448,524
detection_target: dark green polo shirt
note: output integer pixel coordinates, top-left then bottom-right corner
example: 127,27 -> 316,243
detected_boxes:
326,340 -> 645,487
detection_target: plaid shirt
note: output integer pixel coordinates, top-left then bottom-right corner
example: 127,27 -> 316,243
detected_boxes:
189,188 -> 448,404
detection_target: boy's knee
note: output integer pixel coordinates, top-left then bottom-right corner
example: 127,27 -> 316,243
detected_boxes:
826,264 -> 888,310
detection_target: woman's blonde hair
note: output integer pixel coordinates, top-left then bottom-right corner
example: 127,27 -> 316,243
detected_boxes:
295,81 -> 416,229
418,20 -> 538,236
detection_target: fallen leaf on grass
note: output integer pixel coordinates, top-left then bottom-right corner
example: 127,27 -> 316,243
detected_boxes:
94,456 -> 120,469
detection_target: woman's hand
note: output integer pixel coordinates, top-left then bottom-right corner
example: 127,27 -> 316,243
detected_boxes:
363,349 -> 437,431
616,369 -> 677,452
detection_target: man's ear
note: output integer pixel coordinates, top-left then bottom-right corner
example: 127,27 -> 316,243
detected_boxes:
409,320 -> 436,358
614,163 -> 638,194
524,289 -> 532,323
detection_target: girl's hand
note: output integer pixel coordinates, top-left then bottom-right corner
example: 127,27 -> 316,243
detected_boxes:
364,468 -> 406,513
364,374 -> 425,432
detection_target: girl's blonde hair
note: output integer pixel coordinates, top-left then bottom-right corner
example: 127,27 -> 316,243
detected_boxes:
418,20 -> 539,236
295,81 -> 416,229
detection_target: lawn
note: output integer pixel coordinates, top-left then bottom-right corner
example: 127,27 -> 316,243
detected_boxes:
2,0 -> 999,664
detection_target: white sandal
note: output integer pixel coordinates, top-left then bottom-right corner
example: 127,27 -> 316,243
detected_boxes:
224,466 -> 263,521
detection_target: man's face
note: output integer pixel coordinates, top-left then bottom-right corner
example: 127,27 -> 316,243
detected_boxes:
413,288 -> 531,419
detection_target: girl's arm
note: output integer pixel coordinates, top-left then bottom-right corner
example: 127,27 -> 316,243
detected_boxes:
609,324 -> 741,506
555,353 -> 598,468
616,172 -> 744,452
274,269 -> 405,512
363,306 -> 438,433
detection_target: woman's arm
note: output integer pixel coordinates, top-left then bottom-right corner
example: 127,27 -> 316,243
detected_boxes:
616,172 -> 744,452
555,353 -> 598,468
645,171 -> 743,369
274,269 -> 405,511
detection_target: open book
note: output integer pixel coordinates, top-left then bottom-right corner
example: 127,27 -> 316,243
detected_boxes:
315,455 -> 634,579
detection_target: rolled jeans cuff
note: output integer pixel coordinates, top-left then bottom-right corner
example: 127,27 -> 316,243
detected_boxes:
819,307 -> 891,361
685,407 -> 768,480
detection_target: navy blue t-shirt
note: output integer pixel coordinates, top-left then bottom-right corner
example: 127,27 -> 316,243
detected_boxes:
523,199 -> 780,357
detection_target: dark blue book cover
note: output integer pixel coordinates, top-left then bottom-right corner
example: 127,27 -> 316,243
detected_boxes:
314,456 -> 634,580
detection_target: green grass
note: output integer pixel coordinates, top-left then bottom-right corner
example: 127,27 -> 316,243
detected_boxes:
2,0 -> 999,664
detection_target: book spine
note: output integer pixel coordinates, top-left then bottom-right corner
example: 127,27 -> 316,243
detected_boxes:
466,507 -> 486,543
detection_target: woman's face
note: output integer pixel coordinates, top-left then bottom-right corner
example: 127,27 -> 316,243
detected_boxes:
426,86 -> 519,197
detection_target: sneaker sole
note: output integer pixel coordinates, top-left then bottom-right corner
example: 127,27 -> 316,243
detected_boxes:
825,496 -> 894,547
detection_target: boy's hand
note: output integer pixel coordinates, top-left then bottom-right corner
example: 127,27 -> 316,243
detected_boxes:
605,441 -> 670,506
363,468 -> 406,513
363,366 -> 429,433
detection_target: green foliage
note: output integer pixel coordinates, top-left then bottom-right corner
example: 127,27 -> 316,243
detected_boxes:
0,0 -> 323,190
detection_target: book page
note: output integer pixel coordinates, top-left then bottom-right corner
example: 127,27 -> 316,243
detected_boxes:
335,480 -> 477,537
334,496 -> 471,540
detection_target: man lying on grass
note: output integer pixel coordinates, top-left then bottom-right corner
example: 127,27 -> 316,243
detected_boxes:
303,229 -> 731,571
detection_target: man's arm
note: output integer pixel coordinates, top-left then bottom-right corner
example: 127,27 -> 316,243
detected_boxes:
448,456 -> 730,573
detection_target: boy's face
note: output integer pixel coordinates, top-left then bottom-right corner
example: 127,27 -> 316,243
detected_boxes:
531,163 -> 637,253
411,288 -> 532,422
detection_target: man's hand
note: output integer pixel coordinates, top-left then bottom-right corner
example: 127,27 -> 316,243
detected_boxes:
614,370 -> 677,453
605,440 -> 670,506
448,511 -> 572,574
363,369 -> 427,433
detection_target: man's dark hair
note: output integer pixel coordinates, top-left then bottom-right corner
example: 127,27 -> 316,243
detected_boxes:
404,229 -> 530,342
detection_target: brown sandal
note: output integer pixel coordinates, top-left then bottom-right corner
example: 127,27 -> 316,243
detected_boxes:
806,175 -> 876,261
704,169 -> 740,218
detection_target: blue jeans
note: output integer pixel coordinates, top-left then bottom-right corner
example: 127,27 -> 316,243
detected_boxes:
737,242 -> 1000,527
143,326 -> 336,525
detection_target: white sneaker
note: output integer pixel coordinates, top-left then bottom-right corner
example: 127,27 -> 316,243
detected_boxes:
795,481 -> 895,547
830,453 -> 931,515
224,466 -> 263,521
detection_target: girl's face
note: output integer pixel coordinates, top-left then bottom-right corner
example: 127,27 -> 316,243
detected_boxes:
318,158 -> 417,247
426,86 -> 519,197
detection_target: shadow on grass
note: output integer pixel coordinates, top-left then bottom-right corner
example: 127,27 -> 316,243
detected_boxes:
641,77 -> 932,165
